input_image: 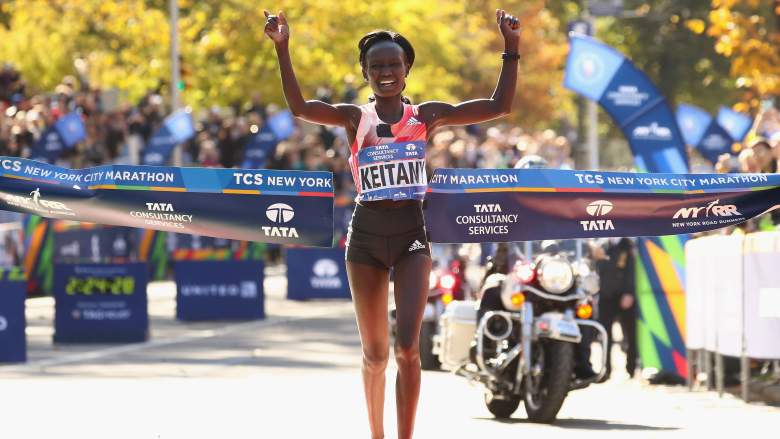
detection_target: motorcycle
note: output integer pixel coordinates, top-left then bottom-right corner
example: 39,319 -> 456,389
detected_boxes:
390,255 -> 469,370
432,241 -> 608,423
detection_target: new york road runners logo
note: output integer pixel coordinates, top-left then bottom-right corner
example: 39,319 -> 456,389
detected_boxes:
263,203 -> 298,238
1,188 -> 75,216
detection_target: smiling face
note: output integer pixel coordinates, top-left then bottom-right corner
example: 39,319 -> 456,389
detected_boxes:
362,41 -> 409,99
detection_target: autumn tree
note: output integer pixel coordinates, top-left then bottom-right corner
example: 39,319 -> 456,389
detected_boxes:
0,0 -> 570,127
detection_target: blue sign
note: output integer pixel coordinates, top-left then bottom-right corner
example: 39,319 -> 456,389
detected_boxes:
0,268 -> 26,363
697,121 -> 734,164
676,104 -> 712,147
286,248 -> 351,300
564,35 -> 689,173
54,263 -> 148,343
267,110 -> 295,140
142,110 -> 195,165
54,112 -> 86,147
242,124 -> 278,169
174,260 -> 264,320
31,127 -> 66,163
717,106 -> 752,142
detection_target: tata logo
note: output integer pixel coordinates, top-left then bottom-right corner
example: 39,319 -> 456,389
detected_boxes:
0,316 -> 8,331
581,200 -> 615,231
313,259 -> 339,277
266,203 -> 295,223
673,200 -> 742,219
311,258 -> 342,289
146,202 -> 173,211
632,122 -> 672,140
474,204 -> 502,213
406,144 -> 417,151
263,203 -> 298,238
701,134 -> 729,150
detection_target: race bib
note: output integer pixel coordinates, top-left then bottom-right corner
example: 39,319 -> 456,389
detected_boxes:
357,141 -> 427,201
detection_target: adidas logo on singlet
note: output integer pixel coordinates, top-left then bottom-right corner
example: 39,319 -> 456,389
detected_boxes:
408,240 -> 425,252
407,116 -> 422,125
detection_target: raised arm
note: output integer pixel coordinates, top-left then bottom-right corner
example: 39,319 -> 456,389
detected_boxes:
418,9 -> 521,131
264,11 -> 359,129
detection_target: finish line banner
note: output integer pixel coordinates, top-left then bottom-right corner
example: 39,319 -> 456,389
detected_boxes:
0,157 -> 334,247
424,168 -> 780,243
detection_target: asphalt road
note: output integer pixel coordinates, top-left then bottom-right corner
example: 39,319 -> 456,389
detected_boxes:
1,270 -> 777,438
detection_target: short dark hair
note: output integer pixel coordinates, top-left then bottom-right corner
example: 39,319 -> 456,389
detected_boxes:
358,30 -> 415,70
358,30 -> 415,104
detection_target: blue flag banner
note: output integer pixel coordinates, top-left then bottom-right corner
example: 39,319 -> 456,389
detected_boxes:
54,262 -> 148,343
0,267 -> 26,363
565,35 -> 688,173
717,107 -> 752,142
696,121 -> 734,164
54,112 -> 86,147
0,157 -> 334,247
242,124 -> 278,169
424,168 -> 780,243
676,104 -> 712,147
267,110 -> 295,140
30,127 -> 66,163
174,260 -> 264,321
142,110 -> 196,166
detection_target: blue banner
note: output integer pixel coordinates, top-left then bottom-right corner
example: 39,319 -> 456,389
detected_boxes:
565,35 -> 688,173
54,263 -> 148,343
30,127 -> 66,163
242,124 -> 278,169
697,121 -> 734,164
54,112 -> 86,147
676,104 -> 712,147
0,157 -> 334,246
142,110 -> 196,166
717,106 -> 752,142
423,168 -> 780,243
286,248 -> 351,300
267,110 -> 295,140
174,260 -> 264,320
0,268 -> 26,363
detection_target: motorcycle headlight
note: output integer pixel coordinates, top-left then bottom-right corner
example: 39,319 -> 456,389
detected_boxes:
537,258 -> 574,294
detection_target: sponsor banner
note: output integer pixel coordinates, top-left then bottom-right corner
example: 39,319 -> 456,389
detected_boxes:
742,233 -> 780,359
696,121 -> 734,164
54,112 -> 86,147
174,260 -> 264,321
142,110 -> 196,165
286,248 -> 350,300
0,267 -> 26,363
424,168 -> 780,243
717,106 -> 752,143
356,141 -> 427,202
53,263 -> 148,343
565,35 -> 688,173
676,103 -> 712,147
30,127 -> 66,163
0,157 -> 334,247
241,124 -> 278,169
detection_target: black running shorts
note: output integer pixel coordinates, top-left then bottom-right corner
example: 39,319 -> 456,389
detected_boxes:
345,201 -> 431,269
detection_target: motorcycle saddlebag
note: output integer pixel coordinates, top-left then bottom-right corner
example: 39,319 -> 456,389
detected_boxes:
437,300 -> 477,371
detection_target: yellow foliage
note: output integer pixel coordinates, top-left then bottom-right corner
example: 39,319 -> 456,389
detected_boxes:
0,0 -> 568,126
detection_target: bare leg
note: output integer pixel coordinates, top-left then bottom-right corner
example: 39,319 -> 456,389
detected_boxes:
392,253 -> 432,439
346,261 -> 390,439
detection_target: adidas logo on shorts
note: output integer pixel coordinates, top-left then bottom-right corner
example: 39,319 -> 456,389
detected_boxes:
408,240 -> 425,252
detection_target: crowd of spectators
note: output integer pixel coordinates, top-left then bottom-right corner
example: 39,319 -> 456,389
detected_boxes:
0,65 -> 576,201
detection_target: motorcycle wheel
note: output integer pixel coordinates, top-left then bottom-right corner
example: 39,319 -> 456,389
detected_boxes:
523,339 -> 574,423
484,391 -> 520,419
419,321 -> 441,370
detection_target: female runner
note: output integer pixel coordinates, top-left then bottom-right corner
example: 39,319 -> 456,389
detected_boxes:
264,9 -> 520,438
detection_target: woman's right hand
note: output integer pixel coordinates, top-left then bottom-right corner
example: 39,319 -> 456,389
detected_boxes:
264,10 -> 289,45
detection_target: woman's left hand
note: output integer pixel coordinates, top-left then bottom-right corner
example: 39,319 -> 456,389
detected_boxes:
496,9 -> 521,50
